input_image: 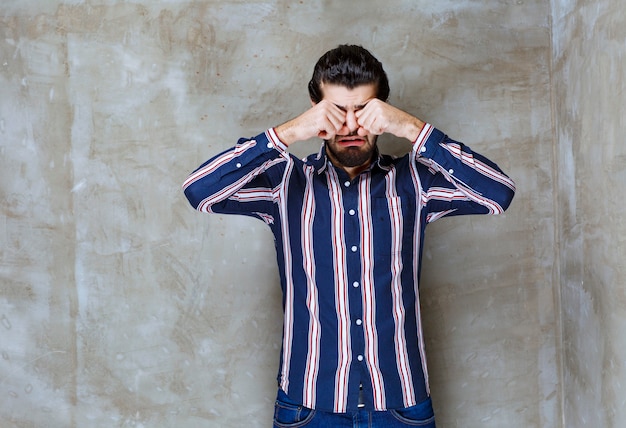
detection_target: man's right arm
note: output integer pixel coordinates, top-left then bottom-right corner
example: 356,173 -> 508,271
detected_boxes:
182,130 -> 288,214
183,100 -> 346,213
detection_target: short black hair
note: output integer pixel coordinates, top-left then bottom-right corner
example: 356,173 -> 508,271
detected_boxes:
308,44 -> 390,103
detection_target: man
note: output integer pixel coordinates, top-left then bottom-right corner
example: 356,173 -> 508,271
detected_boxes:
183,45 -> 515,427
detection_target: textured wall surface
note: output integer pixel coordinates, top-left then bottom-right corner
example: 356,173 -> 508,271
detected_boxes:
1,1 -> 558,427
551,0 -> 626,426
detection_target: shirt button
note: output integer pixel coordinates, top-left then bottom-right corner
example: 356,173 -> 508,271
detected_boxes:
349,209 -> 356,216
236,163 -> 242,168
344,181 -> 350,187
357,355 -> 364,362
353,281 -> 360,288
448,168 -> 454,174
420,146 -> 427,153
356,319 -> 362,326
351,245 -> 358,252
267,142 -> 273,148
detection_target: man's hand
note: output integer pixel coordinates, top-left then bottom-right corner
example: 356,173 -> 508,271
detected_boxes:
274,100 -> 346,146
274,98 -> 426,146
355,99 -> 425,142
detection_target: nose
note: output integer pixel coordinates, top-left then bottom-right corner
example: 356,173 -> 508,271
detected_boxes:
342,110 -> 359,134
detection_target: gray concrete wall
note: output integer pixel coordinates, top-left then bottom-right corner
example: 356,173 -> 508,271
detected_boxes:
551,0 -> 626,426
1,1 -> 559,427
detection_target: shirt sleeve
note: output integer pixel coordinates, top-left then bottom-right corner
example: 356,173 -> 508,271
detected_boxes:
412,123 -> 516,218
182,129 -> 290,220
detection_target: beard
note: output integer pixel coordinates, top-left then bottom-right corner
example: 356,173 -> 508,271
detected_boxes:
325,135 -> 377,168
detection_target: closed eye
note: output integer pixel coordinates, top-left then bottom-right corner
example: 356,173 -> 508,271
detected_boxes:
334,102 -> 368,112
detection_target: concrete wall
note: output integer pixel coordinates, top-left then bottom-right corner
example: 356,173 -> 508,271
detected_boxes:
551,0 -> 626,427
1,1 -> 560,427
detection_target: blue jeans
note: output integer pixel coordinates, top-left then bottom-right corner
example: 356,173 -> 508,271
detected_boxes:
273,389 -> 436,428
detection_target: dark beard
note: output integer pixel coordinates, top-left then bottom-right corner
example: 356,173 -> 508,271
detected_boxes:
325,141 -> 376,168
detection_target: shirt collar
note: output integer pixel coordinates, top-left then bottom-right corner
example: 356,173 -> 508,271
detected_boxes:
305,143 -> 392,175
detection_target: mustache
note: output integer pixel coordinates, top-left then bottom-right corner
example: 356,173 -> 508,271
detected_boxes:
338,131 -> 360,139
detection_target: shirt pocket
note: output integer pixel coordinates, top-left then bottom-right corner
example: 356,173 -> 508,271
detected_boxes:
371,196 -> 415,257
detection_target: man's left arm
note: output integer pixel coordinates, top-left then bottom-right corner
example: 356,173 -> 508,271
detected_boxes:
413,123 -> 516,215
356,99 -> 515,214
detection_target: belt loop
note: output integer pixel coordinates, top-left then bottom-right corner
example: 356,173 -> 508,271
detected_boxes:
358,383 -> 365,408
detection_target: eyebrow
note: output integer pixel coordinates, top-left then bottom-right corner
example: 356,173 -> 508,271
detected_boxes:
334,102 -> 369,112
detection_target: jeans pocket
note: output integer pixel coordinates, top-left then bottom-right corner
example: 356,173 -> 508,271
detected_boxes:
273,390 -> 315,428
390,396 -> 436,427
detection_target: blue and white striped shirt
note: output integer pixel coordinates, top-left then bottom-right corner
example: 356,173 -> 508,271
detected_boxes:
183,124 -> 515,413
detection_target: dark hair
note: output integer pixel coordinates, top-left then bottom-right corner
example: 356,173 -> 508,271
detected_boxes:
308,44 -> 390,103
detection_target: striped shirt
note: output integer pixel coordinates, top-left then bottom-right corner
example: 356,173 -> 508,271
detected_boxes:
182,124 -> 515,413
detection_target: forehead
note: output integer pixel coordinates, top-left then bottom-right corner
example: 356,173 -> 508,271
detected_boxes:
320,83 -> 377,108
